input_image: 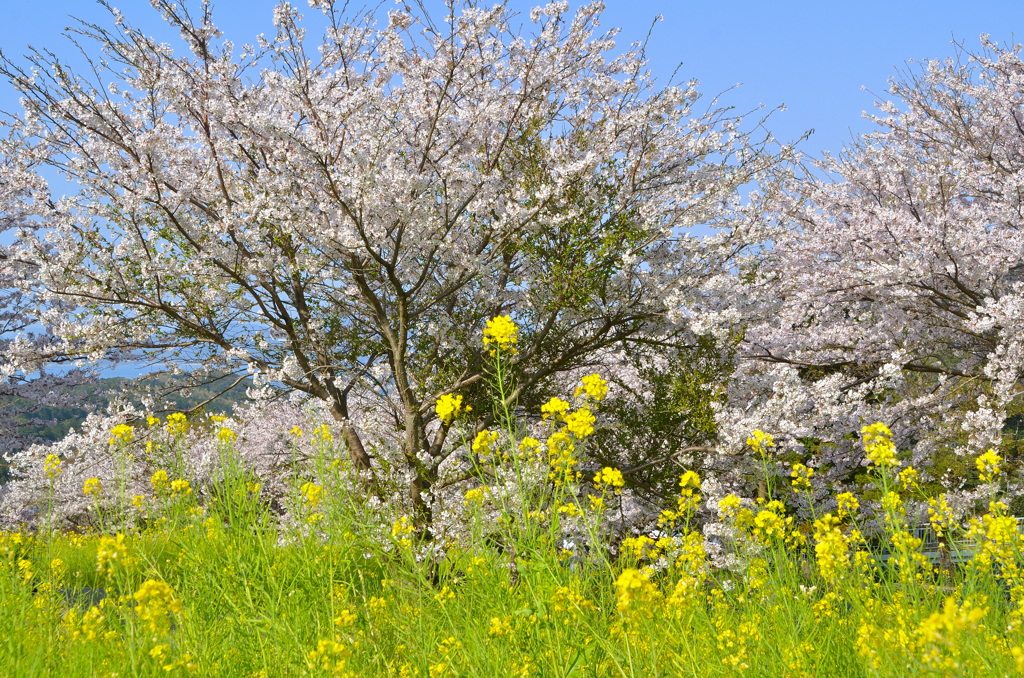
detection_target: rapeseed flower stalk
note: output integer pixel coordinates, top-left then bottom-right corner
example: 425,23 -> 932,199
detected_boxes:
812,513 -> 849,582
752,508 -> 786,544
717,494 -> 742,520
836,491 -> 859,519
547,430 -> 580,486
676,471 -> 701,516
898,466 -> 919,490
488,616 -> 514,637
472,430 -> 498,461
313,425 -> 333,443
96,533 -> 131,575
170,478 -> 192,497
333,608 -> 357,627
516,436 -> 540,461
667,532 -> 708,612
928,494 -> 956,540
17,558 -> 33,583
392,516 -> 415,544
550,585 -> 596,624
621,535 -> 659,562
614,568 -> 660,614
482,315 -> 518,355
301,482 -> 324,508
49,557 -> 66,583
916,598 -> 987,672
746,500 -> 795,547
68,605 -> 107,643
557,502 -> 580,517
308,637 -> 355,677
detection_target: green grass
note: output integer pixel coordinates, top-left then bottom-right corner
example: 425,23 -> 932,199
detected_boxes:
4,460 -> 1024,678
4,368 -> 1024,677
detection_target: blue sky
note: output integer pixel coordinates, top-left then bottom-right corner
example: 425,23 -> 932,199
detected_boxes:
2,0 -> 1022,159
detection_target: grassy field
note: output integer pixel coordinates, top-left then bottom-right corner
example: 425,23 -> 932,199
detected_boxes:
4,382 -> 1024,676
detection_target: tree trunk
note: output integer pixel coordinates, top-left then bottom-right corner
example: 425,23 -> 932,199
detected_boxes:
403,410 -> 436,527
328,405 -> 373,471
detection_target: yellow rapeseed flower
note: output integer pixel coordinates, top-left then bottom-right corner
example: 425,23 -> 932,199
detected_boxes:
541,397 -> 570,422
133,579 -> 182,633
83,477 -> 102,498
677,471 -> 701,512
517,436 -> 540,459
435,394 -> 464,425
392,516 -> 415,542
575,373 -> 608,402
313,425 -> 333,443
564,407 -> 595,438
482,315 -> 518,355
718,494 -> 742,520
614,568 -> 659,613
746,429 -> 774,457
977,449 -> 1002,483
43,454 -> 62,480
791,463 -> 814,491
837,492 -> 860,518
898,466 -> 919,490
170,479 -> 191,497
165,412 -> 188,435
109,424 -> 134,445
464,487 -> 485,506
862,422 -> 897,468
593,467 -> 625,493
301,482 -> 323,508
472,430 -> 498,459
151,470 -> 170,495
96,533 -> 130,575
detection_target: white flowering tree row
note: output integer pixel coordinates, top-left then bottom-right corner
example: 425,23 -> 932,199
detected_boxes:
1,0 -> 1022,520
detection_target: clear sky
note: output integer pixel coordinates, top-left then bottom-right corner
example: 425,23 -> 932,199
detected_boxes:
2,0 -> 1022,159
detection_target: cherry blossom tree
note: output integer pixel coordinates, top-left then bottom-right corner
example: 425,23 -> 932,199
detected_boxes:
714,37 -> 1024,499
0,0 -> 786,516
0,158 -> 103,468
